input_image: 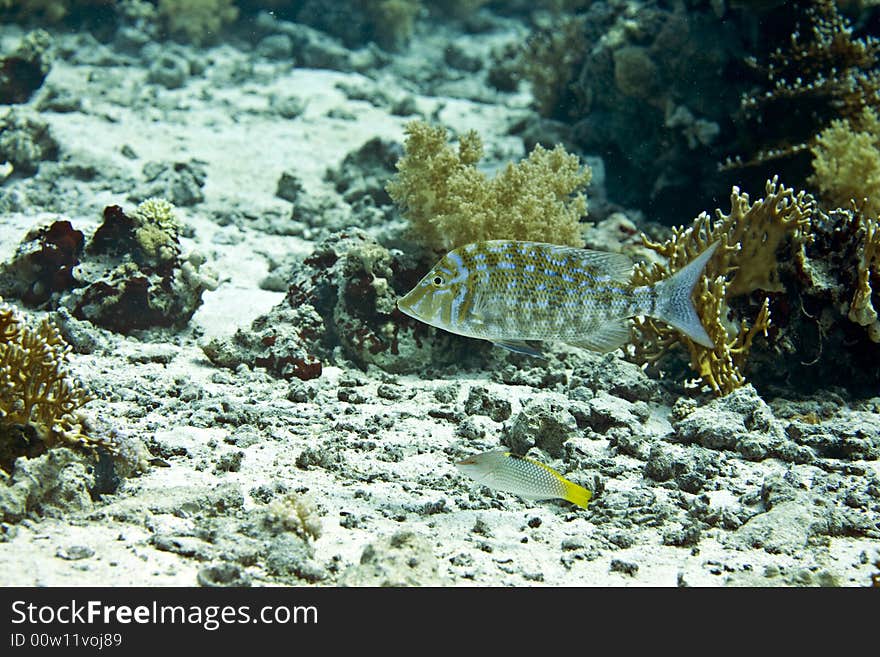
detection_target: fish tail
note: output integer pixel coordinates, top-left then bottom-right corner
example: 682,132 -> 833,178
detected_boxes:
563,480 -> 592,509
652,241 -> 720,349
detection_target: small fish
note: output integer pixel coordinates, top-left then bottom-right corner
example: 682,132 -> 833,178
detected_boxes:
456,449 -> 592,508
397,240 -> 719,357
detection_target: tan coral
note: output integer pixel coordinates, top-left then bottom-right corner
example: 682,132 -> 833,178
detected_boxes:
387,121 -> 590,251
849,215 -> 880,341
0,298 -> 100,470
630,178 -> 814,395
809,108 -> 880,217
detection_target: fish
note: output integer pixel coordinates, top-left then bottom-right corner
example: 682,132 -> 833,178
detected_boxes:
397,239 -> 719,357
455,449 -> 592,508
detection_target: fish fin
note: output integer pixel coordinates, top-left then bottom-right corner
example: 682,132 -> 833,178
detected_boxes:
568,248 -> 633,283
562,480 -> 592,509
568,318 -> 631,353
492,340 -> 546,358
652,241 -> 720,348
525,456 -> 592,508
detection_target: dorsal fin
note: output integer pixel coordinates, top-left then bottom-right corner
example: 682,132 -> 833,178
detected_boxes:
547,245 -> 633,283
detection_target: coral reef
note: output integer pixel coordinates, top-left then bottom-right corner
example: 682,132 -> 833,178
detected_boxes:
725,0 -> 880,187
387,121 -> 590,251
0,0 -> 113,23
0,298 -> 93,472
157,0 -> 239,45
750,206 -> 880,392
515,15 -> 586,118
294,0 -> 422,52
630,174 -> 880,395
0,201 -> 217,333
629,178 -> 815,395
134,160 -> 206,207
72,201 -> 216,332
203,229 -> 470,378
513,1 -> 744,223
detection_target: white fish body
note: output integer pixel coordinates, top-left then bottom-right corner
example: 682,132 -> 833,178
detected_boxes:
456,449 -> 591,508
397,240 -> 720,357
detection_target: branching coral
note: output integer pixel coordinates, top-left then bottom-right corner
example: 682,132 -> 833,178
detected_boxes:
725,0 -> 880,170
0,298 -> 95,471
629,177 -> 815,395
387,121 -> 591,251
809,108 -> 880,216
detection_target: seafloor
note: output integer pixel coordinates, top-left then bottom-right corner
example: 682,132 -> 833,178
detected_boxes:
0,3 -> 878,587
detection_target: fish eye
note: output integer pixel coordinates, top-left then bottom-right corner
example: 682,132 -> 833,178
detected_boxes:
432,275 -> 445,286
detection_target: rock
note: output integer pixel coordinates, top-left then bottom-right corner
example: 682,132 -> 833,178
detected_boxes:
504,394 -> 579,458
256,35 -> 294,60
340,531 -> 445,586
0,108 -> 58,175
197,563 -> 252,587
134,161 -> 206,206
147,52 -> 190,89
0,449 -> 94,523
726,501 -> 816,555
264,534 -> 324,582
463,386 -> 511,422
325,137 -> 401,207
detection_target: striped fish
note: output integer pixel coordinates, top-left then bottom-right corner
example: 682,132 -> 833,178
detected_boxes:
397,240 -> 719,357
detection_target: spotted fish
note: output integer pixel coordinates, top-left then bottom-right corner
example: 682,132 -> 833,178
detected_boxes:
397,239 -> 719,357
456,449 -> 592,508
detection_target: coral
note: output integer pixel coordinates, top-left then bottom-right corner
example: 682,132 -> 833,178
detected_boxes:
0,298 -> 95,472
294,0 -> 423,51
0,221 -> 84,306
71,202 -> 217,332
387,121 -> 590,251
372,0 -> 422,52
516,15 -> 587,118
845,213 -> 880,340
512,2 -> 745,223
0,0 -> 112,23
131,197 -> 182,268
264,492 -> 322,541
725,0 -> 880,172
0,108 -> 59,176
0,201 -> 215,333
157,0 -> 239,45
809,108 -> 880,216
629,178 -> 815,395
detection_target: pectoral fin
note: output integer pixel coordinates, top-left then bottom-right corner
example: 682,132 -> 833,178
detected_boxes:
491,340 -> 546,358
567,319 -> 632,353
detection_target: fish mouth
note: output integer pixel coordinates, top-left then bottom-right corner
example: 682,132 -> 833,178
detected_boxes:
396,296 -> 416,318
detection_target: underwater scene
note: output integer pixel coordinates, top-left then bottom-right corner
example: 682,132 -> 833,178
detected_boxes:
0,0 -> 878,588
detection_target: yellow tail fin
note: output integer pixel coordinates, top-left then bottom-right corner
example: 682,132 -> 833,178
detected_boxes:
563,481 -> 592,509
